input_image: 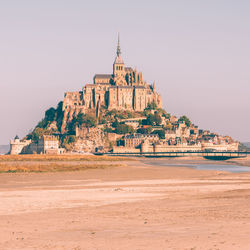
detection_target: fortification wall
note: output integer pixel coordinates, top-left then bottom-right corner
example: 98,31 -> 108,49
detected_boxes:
201,143 -> 239,151
154,144 -> 202,152
113,146 -> 140,153
9,140 -> 32,155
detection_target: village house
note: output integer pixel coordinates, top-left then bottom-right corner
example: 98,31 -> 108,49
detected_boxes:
124,133 -> 159,148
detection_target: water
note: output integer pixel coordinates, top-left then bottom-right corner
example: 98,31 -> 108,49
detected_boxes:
143,161 -> 250,173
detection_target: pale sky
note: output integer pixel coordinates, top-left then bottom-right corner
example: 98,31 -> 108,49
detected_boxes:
0,0 -> 249,144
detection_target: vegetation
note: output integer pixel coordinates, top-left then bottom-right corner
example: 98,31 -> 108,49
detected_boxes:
68,113 -> 96,135
115,123 -> 134,134
103,127 -> 113,133
157,108 -> 170,119
27,101 -> 64,141
0,162 -> 123,173
178,115 -> 191,127
24,98 -> 195,152
26,127 -> 51,143
145,113 -> 162,126
151,129 -> 165,139
0,154 -> 132,162
36,101 -> 64,131
99,109 -> 144,125
60,135 -> 76,150
145,101 -> 157,110
137,127 -> 152,134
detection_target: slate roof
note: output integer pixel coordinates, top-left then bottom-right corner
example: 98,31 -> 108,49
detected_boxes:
125,67 -> 133,72
94,74 -> 112,79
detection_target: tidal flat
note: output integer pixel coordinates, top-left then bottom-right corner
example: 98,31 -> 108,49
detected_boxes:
0,156 -> 250,249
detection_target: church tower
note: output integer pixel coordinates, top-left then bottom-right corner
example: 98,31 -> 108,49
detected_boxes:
113,34 -> 126,85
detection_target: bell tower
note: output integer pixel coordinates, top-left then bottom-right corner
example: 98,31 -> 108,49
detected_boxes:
113,34 -> 126,85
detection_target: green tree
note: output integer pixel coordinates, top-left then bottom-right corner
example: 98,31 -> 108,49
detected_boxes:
115,124 -> 134,134
151,129 -> 165,139
104,127 -> 113,133
77,113 -> 96,128
45,107 -> 56,122
145,101 -> 157,110
36,119 -> 48,129
68,135 -> 76,143
83,115 -> 96,128
68,113 -> 96,135
68,117 -> 77,135
137,126 -> 152,134
29,127 -> 46,142
178,115 -> 191,127
146,113 -> 162,126
76,113 -> 85,125
112,119 -> 119,128
56,101 -> 64,131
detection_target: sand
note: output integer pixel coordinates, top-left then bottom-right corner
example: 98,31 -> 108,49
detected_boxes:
0,157 -> 250,250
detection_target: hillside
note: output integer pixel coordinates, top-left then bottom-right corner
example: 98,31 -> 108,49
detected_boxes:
21,98 -> 239,154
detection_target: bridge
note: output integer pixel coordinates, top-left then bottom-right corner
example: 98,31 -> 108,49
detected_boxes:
102,151 -> 250,160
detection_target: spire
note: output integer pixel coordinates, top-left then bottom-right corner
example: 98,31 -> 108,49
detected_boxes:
116,33 -> 121,57
114,33 -> 124,64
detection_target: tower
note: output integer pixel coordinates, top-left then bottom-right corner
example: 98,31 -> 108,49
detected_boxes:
113,34 -> 126,85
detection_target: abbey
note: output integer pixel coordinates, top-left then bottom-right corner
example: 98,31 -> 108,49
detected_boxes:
62,36 -> 162,115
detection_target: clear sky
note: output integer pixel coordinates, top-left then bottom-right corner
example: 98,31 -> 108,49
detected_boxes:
0,0 -> 249,144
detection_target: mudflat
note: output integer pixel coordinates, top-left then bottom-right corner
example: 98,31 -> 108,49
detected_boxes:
0,157 -> 250,250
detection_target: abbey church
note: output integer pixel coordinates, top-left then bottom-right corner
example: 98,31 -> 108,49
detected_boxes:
62,36 -> 162,116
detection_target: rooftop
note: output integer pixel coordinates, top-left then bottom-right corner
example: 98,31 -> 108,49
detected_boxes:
94,74 -> 112,79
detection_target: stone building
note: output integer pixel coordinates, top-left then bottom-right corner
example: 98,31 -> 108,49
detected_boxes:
9,136 -> 31,155
37,135 -> 59,154
61,35 -> 162,133
9,135 -> 61,155
124,133 -> 159,148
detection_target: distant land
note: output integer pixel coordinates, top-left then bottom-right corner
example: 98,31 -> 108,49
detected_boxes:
0,145 -> 9,155
243,142 -> 250,148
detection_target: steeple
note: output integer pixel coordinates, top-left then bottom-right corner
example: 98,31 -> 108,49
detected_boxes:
113,33 -> 126,85
117,33 -> 121,57
114,33 -> 124,64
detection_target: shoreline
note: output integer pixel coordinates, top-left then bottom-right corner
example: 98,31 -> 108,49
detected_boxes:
0,155 -> 249,174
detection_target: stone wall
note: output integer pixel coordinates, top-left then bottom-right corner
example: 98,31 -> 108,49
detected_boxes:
153,144 -> 202,153
74,127 -> 107,153
201,142 -> 239,151
113,146 -> 140,153
10,139 -> 32,155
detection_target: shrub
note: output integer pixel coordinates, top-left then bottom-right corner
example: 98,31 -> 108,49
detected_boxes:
178,115 -> 191,127
137,127 -> 152,134
151,129 -> 165,139
115,124 -> 134,134
146,113 -> 162,126
145,101 -> 157,110
104,127 -> 113,133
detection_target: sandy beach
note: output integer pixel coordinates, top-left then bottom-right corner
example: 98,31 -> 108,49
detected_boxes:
0,157 -> 250,250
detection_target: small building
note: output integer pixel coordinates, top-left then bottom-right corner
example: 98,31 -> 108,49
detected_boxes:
124,133 -> 159,148
9,136 -> 31,155
37,135 -> 59,154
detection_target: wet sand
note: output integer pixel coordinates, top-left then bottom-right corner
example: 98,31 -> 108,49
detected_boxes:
0,158 -> 250,249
